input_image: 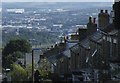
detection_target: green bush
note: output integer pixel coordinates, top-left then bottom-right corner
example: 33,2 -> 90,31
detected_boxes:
11,64 -> 27,82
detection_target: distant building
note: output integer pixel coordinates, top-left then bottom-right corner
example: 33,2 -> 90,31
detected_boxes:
6,9 -> 25,14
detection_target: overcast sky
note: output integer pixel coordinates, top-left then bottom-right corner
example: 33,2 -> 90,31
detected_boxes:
2,0 -> 114,2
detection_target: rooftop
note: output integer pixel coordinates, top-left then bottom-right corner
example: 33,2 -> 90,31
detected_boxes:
90,31 -> 103,44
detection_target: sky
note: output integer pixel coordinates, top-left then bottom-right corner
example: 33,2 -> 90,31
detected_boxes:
2,0 -> 114,2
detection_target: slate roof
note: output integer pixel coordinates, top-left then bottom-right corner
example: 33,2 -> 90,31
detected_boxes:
100,23 -> 118,36
79,38 -> 90,50
90,31 -> 103,44
69,38 -> 89,55
47,52 -> 65,64
102,23 -> 114,33
42,41 -> 78,64
70,30 -> 103,53
43,43 -> 66,58
70,43 -> 79,54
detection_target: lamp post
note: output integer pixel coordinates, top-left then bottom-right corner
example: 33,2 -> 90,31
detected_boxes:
32,48 -> 41,83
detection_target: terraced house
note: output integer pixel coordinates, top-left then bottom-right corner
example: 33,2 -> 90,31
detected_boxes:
37,1 -> 120,82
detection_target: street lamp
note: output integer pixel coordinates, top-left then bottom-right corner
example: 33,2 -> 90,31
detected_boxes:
32,48 -> 41,83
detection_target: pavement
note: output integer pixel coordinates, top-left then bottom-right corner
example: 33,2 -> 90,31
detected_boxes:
100,80 -> 120,83
0,73 -> 2,82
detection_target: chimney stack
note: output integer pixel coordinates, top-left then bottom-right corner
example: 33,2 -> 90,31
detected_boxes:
98,9 -> 110,30
87,16 -> 97,36
89,16 -> 92,23
66,36 -> 69,40
100,10 -> 103,13
93,18 -> 96,24
105,10 -> 108,13
78,28 -> 87,41
64,36 -> 67,43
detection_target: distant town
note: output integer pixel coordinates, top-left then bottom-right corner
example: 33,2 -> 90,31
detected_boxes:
2,2 -> 112,47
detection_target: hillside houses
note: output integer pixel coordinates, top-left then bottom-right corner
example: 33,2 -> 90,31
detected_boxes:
38,1 -> 120,82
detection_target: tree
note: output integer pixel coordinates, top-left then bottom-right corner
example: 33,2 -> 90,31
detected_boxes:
25,64 -> 32,79
38,58 -> 51,79
11,64 -> 27,82
2,39 -> 31,56
12,51 -> 23,58
3,54 -> 17,68
4,51 -> 23,68
25,63 -> 37,79
2,39 -> 32,68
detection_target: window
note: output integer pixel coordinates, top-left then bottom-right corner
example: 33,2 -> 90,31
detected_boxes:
103,36 -> 106,40
107,36 -> 111,42
113,39 -> 117,44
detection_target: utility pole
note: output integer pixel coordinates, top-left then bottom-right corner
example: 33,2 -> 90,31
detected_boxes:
32,50 -> 34,83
